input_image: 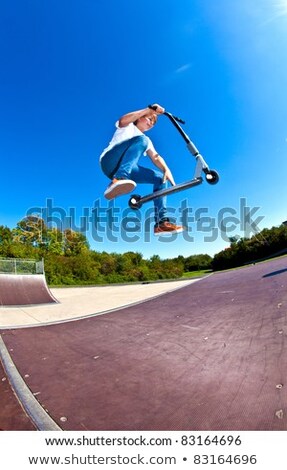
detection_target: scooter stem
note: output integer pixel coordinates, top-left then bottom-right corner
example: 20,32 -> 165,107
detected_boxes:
163,111 -> 190,144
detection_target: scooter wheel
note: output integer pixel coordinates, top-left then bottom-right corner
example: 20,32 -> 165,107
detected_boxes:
205,170 -> 219,185
128,194 -> 142,210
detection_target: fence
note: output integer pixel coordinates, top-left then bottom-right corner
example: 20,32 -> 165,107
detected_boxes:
0,258 -> 44,275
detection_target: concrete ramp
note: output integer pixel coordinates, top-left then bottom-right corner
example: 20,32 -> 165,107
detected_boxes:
0,274 -> 57,306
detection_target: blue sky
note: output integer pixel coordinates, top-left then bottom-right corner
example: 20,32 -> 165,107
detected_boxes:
1,0 -> 287,259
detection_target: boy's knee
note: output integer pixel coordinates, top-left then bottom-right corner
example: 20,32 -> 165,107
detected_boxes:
130,135 -> 149,151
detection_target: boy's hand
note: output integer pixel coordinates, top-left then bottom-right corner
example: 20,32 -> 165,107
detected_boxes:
163,169 -> 176,186
149,103 -> 165,114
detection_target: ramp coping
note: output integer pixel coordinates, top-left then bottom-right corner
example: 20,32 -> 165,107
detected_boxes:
0,335 -> 61,431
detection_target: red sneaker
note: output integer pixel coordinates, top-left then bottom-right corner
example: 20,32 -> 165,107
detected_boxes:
154,221 -> 185,235
104,178 -> 136,200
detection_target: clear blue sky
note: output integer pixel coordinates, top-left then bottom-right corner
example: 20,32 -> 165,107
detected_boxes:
1,0 -> 287,259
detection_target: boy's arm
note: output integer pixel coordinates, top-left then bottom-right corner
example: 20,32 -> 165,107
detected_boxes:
147,150 -> 176,186
118,104 -> 165,127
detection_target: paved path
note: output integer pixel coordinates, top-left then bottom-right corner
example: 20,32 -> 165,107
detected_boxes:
0,279 -> 197,328
1,258 -> 287,430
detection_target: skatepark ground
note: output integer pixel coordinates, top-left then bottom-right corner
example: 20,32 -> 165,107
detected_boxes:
1,256 -> 287,431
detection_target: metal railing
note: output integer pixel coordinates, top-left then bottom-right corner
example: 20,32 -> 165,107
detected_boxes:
0,258 -> 44,275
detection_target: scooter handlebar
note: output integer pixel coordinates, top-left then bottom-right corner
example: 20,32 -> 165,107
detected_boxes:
148,105 -> 185,124
164,111 -> 185,125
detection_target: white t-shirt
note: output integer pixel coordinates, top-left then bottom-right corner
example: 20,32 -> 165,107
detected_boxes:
100,122 -> 156,160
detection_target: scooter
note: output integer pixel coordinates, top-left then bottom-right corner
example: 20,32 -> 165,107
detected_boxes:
128,109 -> 219,210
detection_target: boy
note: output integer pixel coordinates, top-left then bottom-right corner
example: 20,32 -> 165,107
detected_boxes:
100,104 -> 184,235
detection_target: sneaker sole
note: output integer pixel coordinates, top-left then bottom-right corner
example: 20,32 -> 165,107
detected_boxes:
154,227 -> 185,236
104,181 -> 136,200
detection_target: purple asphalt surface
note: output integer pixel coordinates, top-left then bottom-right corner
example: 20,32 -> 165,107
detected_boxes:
1,257 -> 287,430
0,361 -> 35,430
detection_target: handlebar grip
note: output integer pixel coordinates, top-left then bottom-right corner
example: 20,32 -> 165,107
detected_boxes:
148,106 -> 186,124
148,104 -> 158,111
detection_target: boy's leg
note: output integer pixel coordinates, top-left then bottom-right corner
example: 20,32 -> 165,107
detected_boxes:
101,136 -> 149,199
100,135 -> 149,179
113,135 -> 149,179
130,165 -> 185,235
129,165 -> 168,223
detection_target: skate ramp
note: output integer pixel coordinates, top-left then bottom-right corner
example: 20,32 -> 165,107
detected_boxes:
0,274 -> 57,306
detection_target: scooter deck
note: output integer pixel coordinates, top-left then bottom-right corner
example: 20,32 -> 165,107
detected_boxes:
129,177 -> 203,209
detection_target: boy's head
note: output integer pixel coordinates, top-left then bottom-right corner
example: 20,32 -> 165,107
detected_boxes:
134,113 -> 158,131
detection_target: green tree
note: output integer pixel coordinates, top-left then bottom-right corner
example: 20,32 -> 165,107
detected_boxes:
0,225 -> 13,257
63,229 -> 89,256
12,215 -> 47,247
45,228 -> 65,255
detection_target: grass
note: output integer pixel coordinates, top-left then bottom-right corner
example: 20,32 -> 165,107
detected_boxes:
182,269 -> 212,278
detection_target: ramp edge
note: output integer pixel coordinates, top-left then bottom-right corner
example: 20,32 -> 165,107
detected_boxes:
0,334 -> 61,431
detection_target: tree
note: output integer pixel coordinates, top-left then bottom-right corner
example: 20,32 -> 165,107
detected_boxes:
12,215 -> 47,247
183,254 -> 212,271
0,226 -> 13,257
63,229 -> 89,256
44,228 -> 65,255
